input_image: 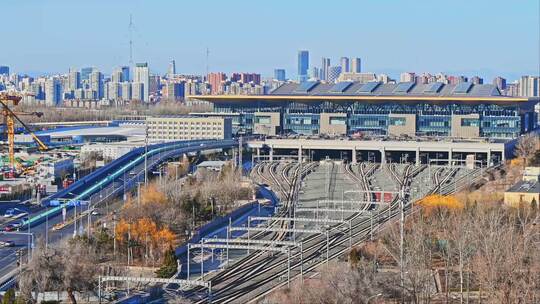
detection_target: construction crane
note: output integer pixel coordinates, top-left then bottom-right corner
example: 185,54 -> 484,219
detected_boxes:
0,92 -> 49,169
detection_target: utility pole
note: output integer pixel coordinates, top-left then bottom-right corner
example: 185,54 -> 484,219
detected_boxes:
45,206 -> 48,249
400,197 -> 405,302
144,124 -> 148,185
113,211 -> 117,258
238,136 -> 243,169
73,203 -> 77,237
137,182 -> 141,206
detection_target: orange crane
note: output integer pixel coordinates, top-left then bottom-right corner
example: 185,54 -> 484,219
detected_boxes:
0,92 -> 49,169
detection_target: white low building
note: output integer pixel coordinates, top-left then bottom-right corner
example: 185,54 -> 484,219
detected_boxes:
81,141 -> 145,160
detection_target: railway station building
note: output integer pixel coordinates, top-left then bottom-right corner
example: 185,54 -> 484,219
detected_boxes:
191,81 -> 539,140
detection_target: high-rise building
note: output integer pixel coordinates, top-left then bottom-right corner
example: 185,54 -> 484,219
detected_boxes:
168,60 -> 176,78
378,74 -> 391,83
493,76 -> 506,91
340,57 -> 350,73
519,76 -> 540,97
45,78 -> 62,106
321,58 -> 330,81
112,67 -> 124,83
80,67 -> 93,81
0,66 -> 9,75
493,76 -> 507,91
350,58 -> 361,73
448,75 -> 468,85
120,66 -> 130,82
230,73 -> 241,82
106,82 -> 121,100
309,67 -> 319,80
297,50 -> 309,82
90,70 -> 103,99
134,63 -> 150,101
207,72 -> 227,94
400,72 -> 416,83
132,82 -> 144,100
274,69 -> 286,81
149,75 -> 160,95
338,72 -> 377,83
121,82 -> 132,100
238,73 -> 261,85
164,82 -> 185,101
327,66 -> 342,83
471,76 -> 483,85
68,68 -> 81,91
506,82 -> 519,97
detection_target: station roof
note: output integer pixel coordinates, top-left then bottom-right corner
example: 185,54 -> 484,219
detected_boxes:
270,81 -> 504,97
190,81 -> 535,106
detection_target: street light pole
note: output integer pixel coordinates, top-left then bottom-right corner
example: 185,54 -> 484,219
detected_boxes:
400,198 -> 405,299
144,124 -> 148,185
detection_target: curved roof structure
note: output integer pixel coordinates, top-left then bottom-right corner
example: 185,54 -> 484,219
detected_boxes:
189,81 -> 538,110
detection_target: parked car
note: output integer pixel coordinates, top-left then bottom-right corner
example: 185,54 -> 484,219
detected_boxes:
0,240 -> 15,247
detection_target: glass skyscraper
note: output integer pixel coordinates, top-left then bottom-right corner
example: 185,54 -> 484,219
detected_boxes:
297,50 -> 309,83
274,69 -> 286,81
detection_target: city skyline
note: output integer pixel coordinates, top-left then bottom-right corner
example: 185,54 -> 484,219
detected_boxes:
1,0 -> 539,81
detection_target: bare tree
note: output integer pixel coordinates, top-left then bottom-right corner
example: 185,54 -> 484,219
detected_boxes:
514,133 -> 540,165
19,238 -> 99,304
269,262 -> 390,304
61,238 -> 99,303
19,240 -> 64,303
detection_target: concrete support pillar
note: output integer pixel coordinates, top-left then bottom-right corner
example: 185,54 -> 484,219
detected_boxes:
380,148 -> 386,164
487,149 -> 492,166
256,148 -> 260,163
269,145 -> 274,162
298,145 -> 302,163
448,149 -> 453,166
352,147 -> 357,164
415,148 -> 420,166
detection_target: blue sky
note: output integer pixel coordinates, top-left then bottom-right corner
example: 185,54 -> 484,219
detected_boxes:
2,0 -> 539,81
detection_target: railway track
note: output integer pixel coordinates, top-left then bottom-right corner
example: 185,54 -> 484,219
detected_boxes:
219,163 -> 417,303
185,162 -> 478,303
195,163 -> 414,303
177,161 -> 316,299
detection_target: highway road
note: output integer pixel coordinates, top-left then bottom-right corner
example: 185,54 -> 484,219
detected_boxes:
0,139 -> 238,290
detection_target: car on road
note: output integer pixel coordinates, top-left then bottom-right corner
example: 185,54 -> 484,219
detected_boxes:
0,240 -> 15,247
11,218 -> 28,229
3,208 -> 16,218
3,224 -> 18,232
3,208 -> 28,219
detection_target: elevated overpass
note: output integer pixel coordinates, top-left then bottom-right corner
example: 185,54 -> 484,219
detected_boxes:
247,138 -> 511,166
0,138 -> 239,290
25,138 -> 239,226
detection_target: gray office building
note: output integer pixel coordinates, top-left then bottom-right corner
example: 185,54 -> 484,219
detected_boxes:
351,57 -> 361,73
340,57 -> 350,73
